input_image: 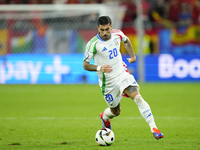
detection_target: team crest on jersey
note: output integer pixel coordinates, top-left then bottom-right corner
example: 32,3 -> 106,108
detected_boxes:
114,38 -> 119,46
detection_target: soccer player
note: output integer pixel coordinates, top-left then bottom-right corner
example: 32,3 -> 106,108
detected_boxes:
83,16 -> 164,140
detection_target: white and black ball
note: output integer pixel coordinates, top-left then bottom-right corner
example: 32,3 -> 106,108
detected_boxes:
95,128 -> 115,146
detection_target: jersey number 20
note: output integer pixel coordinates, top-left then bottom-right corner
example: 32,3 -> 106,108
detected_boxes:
109,48 -> 118,59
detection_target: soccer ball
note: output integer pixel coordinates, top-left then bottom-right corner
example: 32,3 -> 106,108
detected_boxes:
95,128 -> 115,146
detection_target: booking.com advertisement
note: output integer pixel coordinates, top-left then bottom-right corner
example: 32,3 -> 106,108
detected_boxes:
0,54 -> 199,84
145,54 -> 200,82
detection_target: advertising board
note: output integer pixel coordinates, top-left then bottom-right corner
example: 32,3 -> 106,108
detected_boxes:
145,54 -> 200,81
0,54 -> 97,84
0,54 -> 199,84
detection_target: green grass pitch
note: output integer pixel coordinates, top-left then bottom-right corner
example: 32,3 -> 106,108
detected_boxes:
0,83 -> 200,150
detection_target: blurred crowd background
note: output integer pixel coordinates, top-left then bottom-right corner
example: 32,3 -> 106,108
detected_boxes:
1,0 -> 200,29
1,0 -> 200,56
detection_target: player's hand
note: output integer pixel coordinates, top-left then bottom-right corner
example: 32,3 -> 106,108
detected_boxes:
101,65 -> 113,73
127,56 -> 136,64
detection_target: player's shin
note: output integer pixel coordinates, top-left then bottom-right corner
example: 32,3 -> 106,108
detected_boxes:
133,94 -> 157,132
103,108 -> 116,121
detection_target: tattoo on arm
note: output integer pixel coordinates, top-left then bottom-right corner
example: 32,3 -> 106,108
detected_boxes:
124,39 -> 135,57
83,60 -> 97,71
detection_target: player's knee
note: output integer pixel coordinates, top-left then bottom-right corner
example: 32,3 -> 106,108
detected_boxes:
133,94 -> 143,105
126,86 -> 139,94
124,86 -> 139,100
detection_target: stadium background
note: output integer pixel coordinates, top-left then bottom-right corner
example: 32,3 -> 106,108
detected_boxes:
0,0 -> 200,84
0,1 -> 200,149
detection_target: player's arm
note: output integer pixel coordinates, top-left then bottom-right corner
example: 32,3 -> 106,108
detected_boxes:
83,60 -> 112,73
124,38 -> 136,63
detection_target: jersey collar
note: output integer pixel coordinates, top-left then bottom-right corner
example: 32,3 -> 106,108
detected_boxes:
97,33 -> 112,41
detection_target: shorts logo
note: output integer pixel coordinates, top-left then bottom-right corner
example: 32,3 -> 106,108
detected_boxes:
132,81 -> 136,84
105,94 -> 113,103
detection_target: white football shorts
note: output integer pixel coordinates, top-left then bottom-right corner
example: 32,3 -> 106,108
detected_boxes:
103,71 -> 139,108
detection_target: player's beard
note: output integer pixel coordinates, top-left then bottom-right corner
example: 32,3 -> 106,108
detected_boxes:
103,34 -> 110,41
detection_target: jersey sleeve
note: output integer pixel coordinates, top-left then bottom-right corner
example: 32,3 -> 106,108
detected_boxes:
84,43 -> 93,62
112,29 -> 128,43
83,37 -> 98,62
121,31 -> 128,43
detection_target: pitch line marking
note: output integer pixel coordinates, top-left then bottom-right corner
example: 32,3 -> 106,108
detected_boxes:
0,117 -> 198,120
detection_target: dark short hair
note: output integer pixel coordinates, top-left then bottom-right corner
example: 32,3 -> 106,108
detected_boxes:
97,16 -> 112,26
